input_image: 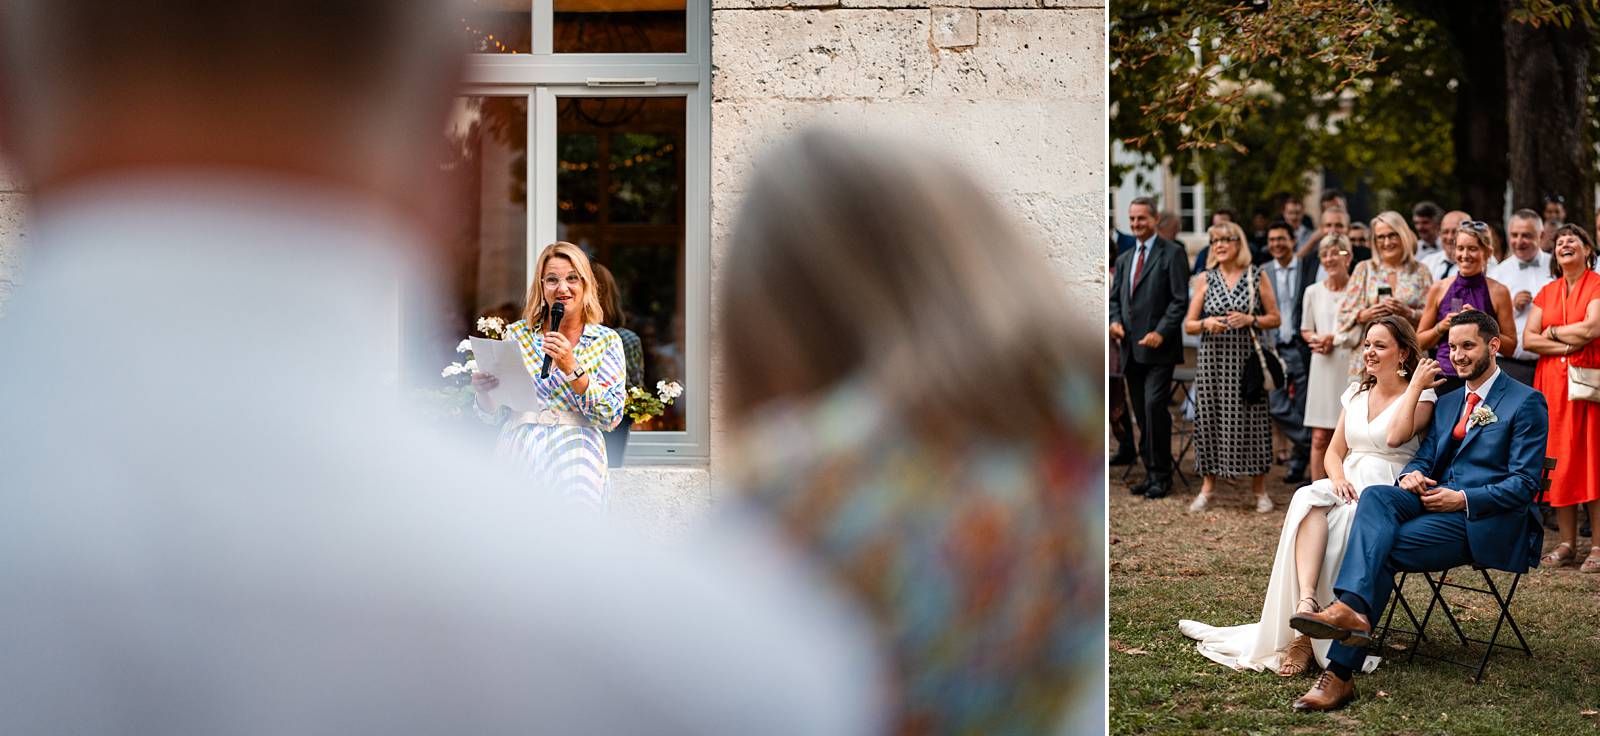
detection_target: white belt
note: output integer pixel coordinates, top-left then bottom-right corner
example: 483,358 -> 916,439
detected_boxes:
509,408 -> 593,428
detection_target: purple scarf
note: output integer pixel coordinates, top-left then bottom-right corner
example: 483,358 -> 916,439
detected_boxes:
1435,272 -> 1492,375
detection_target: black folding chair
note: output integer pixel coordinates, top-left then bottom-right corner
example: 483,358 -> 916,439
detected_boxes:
1376,457 -> 1555,682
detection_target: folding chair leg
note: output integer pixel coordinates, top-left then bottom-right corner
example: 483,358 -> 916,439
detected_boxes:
1422,571 -> 1471,648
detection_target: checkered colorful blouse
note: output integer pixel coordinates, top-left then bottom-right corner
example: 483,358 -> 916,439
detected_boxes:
504,319 -> 626,429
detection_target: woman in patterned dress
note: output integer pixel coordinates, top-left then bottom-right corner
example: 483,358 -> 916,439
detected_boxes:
1184,221 -> 1281,514
471,242 -> 626,510
1522,224 -> 1600,572
1338,211 -> 1433,379
720,130 -> 1102,734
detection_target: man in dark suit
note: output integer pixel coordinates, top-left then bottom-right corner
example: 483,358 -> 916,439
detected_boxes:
1109,196 -> 1190,499
1288,309 -> 1548,712
1264,220 -> 1322,483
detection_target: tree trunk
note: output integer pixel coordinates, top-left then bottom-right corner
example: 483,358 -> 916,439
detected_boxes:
1502,1 -> 1594,233
1443,1 -> 1510,226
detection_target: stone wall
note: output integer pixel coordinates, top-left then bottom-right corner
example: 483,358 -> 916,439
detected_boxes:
707,0 -> 1107,478
0,161 -> 23,317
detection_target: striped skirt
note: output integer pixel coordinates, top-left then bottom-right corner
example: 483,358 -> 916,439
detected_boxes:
495,422 -> 609,511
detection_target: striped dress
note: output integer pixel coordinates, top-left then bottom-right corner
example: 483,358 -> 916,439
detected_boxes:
492,319 -> 626,510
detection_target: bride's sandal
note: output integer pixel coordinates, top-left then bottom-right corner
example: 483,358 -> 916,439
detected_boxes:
1541,542 -> 1576,567
1581,547 -> 1600,574
1278,634 -> 1316,677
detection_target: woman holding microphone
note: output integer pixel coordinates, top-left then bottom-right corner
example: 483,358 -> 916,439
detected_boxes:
472,242 -> 627,510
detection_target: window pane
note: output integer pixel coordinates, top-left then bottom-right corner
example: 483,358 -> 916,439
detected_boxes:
408,96 -> 529,396
557,96 -> 686,431
555,0 -> 686,54
460,0 -> 532,54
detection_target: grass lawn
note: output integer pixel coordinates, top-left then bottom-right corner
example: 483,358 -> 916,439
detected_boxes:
1110,461 -> 1600,735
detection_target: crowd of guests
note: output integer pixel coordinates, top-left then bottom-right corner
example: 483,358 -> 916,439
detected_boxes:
1110,192 -> 1599,572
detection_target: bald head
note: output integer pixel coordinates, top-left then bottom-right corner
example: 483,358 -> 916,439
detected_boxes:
0,1 -> 464,207
1440,211 -> 1471,262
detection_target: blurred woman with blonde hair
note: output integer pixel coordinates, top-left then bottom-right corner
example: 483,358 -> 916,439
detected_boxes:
721,128 -> 1101,733
471,242 -> 626,509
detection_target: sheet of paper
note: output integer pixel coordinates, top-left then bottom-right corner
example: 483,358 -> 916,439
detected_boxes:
469,337 -> 542,413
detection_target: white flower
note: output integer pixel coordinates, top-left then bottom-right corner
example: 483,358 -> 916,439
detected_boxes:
456,338 -> 472,354
441,362 -> 467,378
655,380 -> 683,401
476,316 -> 507,337
463,359 -> 478,373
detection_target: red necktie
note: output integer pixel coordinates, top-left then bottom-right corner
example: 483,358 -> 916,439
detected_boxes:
1133,244 -> 1148,283
1452,392 -> 1482,440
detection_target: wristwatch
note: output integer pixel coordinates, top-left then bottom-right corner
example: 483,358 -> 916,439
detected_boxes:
560,364 -> 587,383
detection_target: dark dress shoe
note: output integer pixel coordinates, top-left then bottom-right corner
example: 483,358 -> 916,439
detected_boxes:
1143,481 -> 1172,500
1128,477 -> 1153,495
1284,465 -> 1308,485
1293,670 -> 1356,712
1289,601 -> 1372,648
1110,448 -> 1137,466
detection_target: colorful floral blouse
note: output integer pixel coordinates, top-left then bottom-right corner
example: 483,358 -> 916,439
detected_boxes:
729,377 -> 1102,735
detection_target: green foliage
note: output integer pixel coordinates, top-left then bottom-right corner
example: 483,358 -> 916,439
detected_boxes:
1112,1 -> 1456,214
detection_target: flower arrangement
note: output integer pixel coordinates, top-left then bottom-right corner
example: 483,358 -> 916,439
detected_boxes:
627,380 -> 684,424
413,317 -> 507,422
1468,404 -> 1498,429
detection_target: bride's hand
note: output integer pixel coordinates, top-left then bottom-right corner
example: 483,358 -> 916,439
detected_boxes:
1331,478 -> 1358,503
1409,358 -> 1444,390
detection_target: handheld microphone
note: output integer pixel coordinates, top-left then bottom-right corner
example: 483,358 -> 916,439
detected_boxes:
540,302 -> 565,378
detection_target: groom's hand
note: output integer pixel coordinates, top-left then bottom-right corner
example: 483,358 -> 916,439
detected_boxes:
1421,487 -> 1467,512
1398,471 -> 1437,494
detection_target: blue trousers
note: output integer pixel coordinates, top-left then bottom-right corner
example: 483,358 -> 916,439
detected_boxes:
1328,485 -> 1474,671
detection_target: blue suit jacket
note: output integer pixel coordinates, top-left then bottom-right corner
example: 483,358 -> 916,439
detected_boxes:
1399,372 -> 1549,572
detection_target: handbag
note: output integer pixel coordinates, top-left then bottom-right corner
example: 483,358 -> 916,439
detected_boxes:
1570,365 -> 1600,402
1239,266 -> 1286,404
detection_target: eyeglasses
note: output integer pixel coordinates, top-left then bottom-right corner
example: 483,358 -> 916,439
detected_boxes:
1544,195 -> 1566,205
1462,220 -> 1491,232
1209,236 -> 1241,244
1323,249 -> 1351,257
1374,233 -> 1401,242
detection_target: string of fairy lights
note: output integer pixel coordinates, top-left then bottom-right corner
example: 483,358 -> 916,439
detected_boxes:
558,142 -> 675,172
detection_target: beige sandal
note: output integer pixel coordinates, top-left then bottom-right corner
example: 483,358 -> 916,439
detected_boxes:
1581,547 -> 1600,574
1279,634 -> 1317,677
1542,542 -> 1576,567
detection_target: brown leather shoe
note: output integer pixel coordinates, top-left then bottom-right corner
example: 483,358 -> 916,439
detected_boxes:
1289,601 -> 1373,648
1293,670 -> 1357,712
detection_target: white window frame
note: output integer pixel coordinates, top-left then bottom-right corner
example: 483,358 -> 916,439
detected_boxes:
460,1 -> 711,464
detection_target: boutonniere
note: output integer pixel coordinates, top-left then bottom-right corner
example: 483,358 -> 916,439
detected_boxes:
1468,404 -> 1498,429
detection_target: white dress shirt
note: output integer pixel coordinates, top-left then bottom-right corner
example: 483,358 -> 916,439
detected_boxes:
1488,252 -> 1553,360
0,174 -> 884,736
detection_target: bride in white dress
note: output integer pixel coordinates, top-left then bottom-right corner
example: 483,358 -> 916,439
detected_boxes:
1180,315 -> 1441,676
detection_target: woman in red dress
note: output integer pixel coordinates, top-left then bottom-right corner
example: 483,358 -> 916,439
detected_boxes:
1522,223 -> 1600,572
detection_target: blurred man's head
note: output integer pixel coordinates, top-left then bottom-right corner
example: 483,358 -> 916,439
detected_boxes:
1319,189 -> 1347,214
1128,198 -> 1157,240
1211,208 -> 1235,227
1319,207 -> 1350,238
1543,195 -> 1567,224
1349,222 -> 1371,251
1439,210 -> 1471,262
1156,211 -> 1181,241
0,2 -> 463,219
1507,209 -> 1543,263
1281,196 -> 1304,227
1412,201 -> 1442,243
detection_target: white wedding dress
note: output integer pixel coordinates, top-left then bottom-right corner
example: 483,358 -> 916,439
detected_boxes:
1179,383 -> 1436,673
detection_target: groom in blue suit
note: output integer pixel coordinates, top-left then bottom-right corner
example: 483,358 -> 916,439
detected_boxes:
1287,309 -> 1548,711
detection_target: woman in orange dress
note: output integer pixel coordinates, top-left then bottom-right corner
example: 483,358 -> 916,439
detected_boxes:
1522,223 -> 1600,572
